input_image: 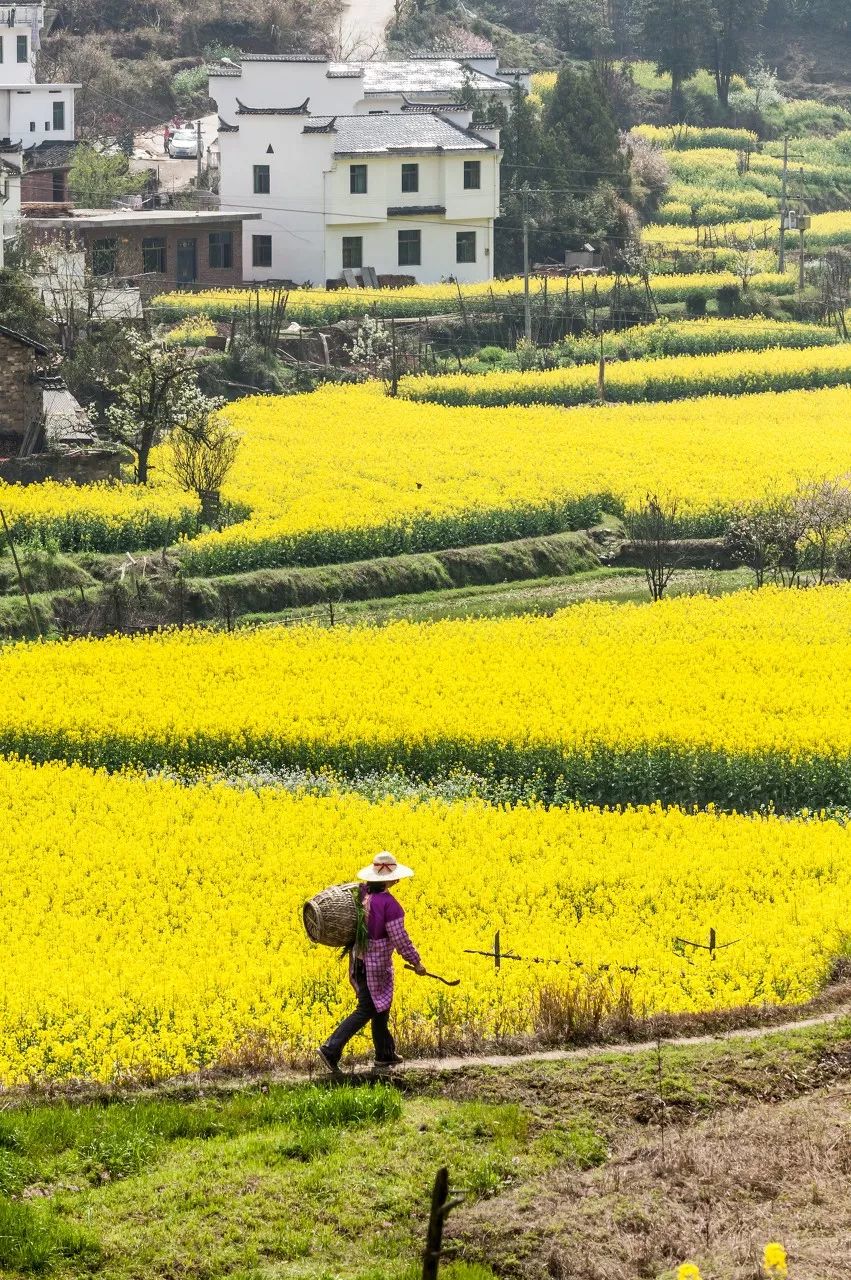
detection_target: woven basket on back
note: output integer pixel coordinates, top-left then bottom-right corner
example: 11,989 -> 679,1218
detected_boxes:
303,882 -> 359,948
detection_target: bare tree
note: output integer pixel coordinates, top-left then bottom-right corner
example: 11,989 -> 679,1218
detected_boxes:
624,492 -> 681,601
796,476 -> 851,584
724,487 -> 793,588
169,413 -> 240,526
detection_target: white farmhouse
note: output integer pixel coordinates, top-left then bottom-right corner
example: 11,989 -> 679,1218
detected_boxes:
0,144 -> 21,266
209,56 -> 508,285
209,54 -> 521,121
0,4 -> 78,150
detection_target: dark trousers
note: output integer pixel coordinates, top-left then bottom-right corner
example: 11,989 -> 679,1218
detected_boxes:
322,961 -> 396,1064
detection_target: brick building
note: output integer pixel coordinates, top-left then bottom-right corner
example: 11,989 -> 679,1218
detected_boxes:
26,209 -> 260,297
0,325 -> 48,453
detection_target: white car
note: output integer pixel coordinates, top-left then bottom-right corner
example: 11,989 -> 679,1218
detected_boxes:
168,128 -> 203,159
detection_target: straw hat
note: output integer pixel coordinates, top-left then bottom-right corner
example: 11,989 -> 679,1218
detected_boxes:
358,851 -> 414,883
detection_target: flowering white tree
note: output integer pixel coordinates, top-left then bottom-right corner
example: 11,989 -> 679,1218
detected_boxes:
96,330 -> 224,485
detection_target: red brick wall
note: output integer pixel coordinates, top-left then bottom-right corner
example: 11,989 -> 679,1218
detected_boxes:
22,168 -> 70,203
73,221 -> 246,297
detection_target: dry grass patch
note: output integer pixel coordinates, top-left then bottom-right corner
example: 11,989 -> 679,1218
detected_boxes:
454,1085 -> 851,1280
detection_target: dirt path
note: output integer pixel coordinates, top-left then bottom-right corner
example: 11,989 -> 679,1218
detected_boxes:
338,995 -> 851,1080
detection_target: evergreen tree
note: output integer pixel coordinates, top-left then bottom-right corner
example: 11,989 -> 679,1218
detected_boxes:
544,66 -> 629,196
709,0 -> 768,107
642,0 -> 713,117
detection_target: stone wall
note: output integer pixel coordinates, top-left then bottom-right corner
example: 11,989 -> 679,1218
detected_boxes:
0,332 -> 41,448
0,451 -> 123,485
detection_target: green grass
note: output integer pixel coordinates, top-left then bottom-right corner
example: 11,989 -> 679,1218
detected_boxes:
0,1018 -> 844,1279
235,567 -> 754,629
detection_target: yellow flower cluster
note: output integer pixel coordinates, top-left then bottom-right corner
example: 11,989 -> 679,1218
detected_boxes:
162,315 -> 218,347
3,587 -> 851,777
0,478 -> 198,552
645,209 -> 851,251
150,270 -> 793,325
178,382 -> 851,571
400,342 -> 851,409
0,758 -> 847,1084
632,123 -> 759,150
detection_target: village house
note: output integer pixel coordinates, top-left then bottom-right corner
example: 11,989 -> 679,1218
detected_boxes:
0,142 -> 21,266
0,324 -> 120,481
25,207 -> 262,300
0,4 -> 79,204
209,56 -> 512,285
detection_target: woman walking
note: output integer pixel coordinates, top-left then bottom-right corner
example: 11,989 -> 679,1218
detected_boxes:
318,851 -> 425,1072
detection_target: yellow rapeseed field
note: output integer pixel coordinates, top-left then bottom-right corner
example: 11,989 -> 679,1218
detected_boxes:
644,209 -> 851,249
182,383 -> 851,570
0,757 -> 848,1084
2,588 -> 851,803
399,342 -> 851,408
150,269 -> 793,324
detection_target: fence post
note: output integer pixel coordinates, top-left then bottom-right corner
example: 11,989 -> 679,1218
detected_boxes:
709,927 -> 717,959
494,930 -> 501,971
422,1167 -> 464,1280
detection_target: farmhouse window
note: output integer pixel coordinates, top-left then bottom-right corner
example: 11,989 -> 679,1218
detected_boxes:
342,236 -> 363,270
401,163 -> 419,193
398,228 -> 421,267
52,101 -> 65,131
17,34 -> 27,62
456,231 -> 476,264
350,164 -> 368,194
252,234 -> 273,268
142,237 -> 167,274
209,231 -> 233,269
92,238 -> 118,277
253,165 -> 270,195
463,160 -> 481,190
51,170 -> 64,202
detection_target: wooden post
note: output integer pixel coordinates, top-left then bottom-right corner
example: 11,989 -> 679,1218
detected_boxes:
421,1168 -> 464,1280
709,927 -> 717,959
0,510 -> 41,639
494,929 -> 501,971
422,1167 -> 449,1280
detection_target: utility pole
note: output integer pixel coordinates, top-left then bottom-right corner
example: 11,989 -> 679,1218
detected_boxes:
196,119 -> 203,187
798,168 -> 806,293
778,134 -> 788,274
521,183 -> 532,345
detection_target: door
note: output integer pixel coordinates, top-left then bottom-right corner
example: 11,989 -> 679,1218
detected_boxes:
176,238 -> 197,285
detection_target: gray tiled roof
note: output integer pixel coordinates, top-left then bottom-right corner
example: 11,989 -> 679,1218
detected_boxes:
304,114 -> 494,155
241,53 -> 326,62
328,59 -> 511,97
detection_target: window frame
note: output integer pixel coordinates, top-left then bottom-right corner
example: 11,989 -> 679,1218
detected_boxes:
141,236 -> 167,275
91,237 -> 118,277
456,231 -> 477,264
398,228 -> 421,268
349,164 -> 368,195
208,230 -> 233,270
342,235 -> 363,270
253,164 -> 271,195
252,234 -> 273,269
463,159 -> 482,191
401,163 -> 419,194
52,100 -> 65,132
51,170 -> 64,203
16,34 -> 28,63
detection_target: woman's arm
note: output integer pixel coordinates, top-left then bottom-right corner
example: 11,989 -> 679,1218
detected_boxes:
386,916 -> 425,971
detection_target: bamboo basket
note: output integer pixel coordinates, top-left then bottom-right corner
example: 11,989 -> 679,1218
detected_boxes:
303,882 -> 359,947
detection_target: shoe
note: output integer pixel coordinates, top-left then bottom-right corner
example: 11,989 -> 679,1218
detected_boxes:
374,1053 -> 404,1068
317,1046 -> 341,1074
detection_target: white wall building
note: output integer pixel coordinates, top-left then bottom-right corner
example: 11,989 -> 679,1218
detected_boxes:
0,4 -> 78,149
0,145 -> 21,267
210,56 -> 507,285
